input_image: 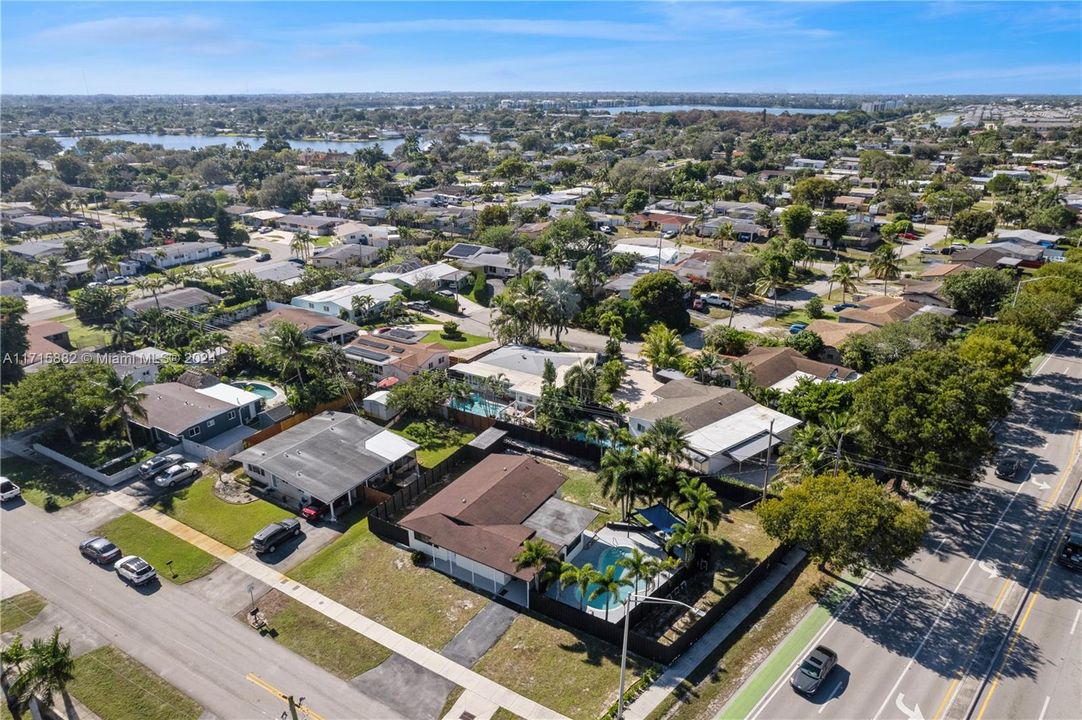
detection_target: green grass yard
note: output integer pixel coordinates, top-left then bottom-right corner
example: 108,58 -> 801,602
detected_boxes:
288,518 -> 485,651
421,330 -> 492,351
0,591 -> 46,633
53,312 -> 110,349
0,456 -> 89,510
69,646 -> 203,720
392,419 -> 475,468
554,464 -> 617,531
154,476 -> 292,549
96,513 -> 220,584
248,590 -> 390,679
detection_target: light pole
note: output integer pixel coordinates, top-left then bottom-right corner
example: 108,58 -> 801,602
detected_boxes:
616,594 -> 705,720
1012,275 -> 1059,308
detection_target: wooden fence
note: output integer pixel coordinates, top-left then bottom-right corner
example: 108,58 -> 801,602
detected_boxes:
242,390 -> 365,448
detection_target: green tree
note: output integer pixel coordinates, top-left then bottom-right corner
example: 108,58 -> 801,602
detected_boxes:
261,321 -> 313,388
623,189 -> 649,214
779,203 -> 814,239
755,261 -> 788,317
757,471 -> 929,573
816,212 -> 850,248
387,370 -> 454,418
785,330 -> 825,359
136,202 -> 185,234
776,376 -> 854,425
11,627 -> 76,711
509,246 -> 533,278
640,323 -> 685,371
675,476 -> 724,531
1,363 -> 114,443
630,272 -> 689,330
588,565 -> 632,622
72,285 -> 127,325
791,177 -> 840,208
829,262 -> 858,304
940,267 -> 1015,318
949,208 -> 997,242
709,254 -> 762,327
805,296 -> 825,319
868,245 -> 902,295
598,446 -> 645,521
1,296 -> 29,384
184,191 -> 219,220
638,416 -> 689,466
559,561 -> 596,611
615,548 -> 653,608
101,373 -> 148,449
513,538 -> 560,592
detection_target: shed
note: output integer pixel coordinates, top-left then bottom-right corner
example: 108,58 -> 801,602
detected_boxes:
466,427 -> 508,460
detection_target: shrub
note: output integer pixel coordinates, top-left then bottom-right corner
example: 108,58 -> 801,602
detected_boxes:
441,321 -> 463,340
806,296 -> 824,319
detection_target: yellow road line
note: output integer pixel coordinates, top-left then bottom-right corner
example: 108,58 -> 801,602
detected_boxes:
245,673 -> 327,720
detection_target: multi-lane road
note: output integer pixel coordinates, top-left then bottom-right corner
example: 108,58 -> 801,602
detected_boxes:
729,320 -> 1082,720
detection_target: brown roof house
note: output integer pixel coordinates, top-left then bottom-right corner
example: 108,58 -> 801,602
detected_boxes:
720,346 -> 860,391
400,454 -> 597,594
344,334 -> 449,382
804,320 -> 875,364
837,296 -> 924,327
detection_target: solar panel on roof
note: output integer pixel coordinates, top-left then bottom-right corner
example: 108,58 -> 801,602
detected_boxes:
364,340 -> 390,350
348,348 -> 390,362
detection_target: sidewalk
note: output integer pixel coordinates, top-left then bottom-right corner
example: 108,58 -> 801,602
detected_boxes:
622,547 -> 807,720
106,493 -> 569,720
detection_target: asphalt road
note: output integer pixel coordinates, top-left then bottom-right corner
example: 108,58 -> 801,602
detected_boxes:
0,501 -> 404,720
734,319 -> 1082,720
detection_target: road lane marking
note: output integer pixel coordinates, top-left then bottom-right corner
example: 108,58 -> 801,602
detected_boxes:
1071,608 -> 1080,636
883,599 -> 903,624
977,560 -> 998,579
818,680 -> 843,714
1037,695 -> 1051,720
895,693 -> 925,720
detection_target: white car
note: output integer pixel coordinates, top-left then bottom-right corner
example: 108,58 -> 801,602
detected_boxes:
154,462 -> 201,488
106,276 -> 130,286
920,246 -> 938,254
0,477 -> 21,502
704,293 -> 732,308
114,555 -> 157,586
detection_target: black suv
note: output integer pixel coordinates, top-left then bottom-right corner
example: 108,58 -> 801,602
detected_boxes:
790,645 -> 838,695
251,518 -> 301,554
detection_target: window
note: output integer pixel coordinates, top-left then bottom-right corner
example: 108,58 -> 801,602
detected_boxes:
247,464 -> 264,477
207,418 -> 216,428
188,426 -> 201,438
228,411 -> 237,420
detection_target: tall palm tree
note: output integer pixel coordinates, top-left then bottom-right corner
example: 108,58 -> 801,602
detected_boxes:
685,349 -> 721,384
588,565 -> 631,622
640,323 -> 685,372
830,262 -> 858,304
666,520 -> 712,567
163,267 -> 187,290
868,245 -> 902,295
12,628 -> 76,711
563,358 -> 598,405
290,231 -> 314,260
101,373 -> 148,449
616,548 -> 652,608
133,275 -> 165,310
85,243 -> 116,279
109,316 -> 138,351
509,246 -> 534,278
513,538 -> 559,592
262,321 -> 312,388
727,360 -> 758,395
558,562 -> 595,611
638,416 -> 689,466
544,278 -> 580,345
755,264 -> 787,318
597,446 -> 643,521
39,255 -> 68,293
712,221 -> 736,252
675,476 -> 725,532
2,633 -> 30,682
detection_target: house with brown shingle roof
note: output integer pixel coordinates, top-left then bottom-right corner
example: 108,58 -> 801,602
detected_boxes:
400,454 -> 597,592
804,320 -> 874,364
837,295 -> 924,327
721,346 -> 860,391
344,334 -> 449,382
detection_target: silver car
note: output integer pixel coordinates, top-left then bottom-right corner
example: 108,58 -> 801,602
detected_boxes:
139,453 -> 184,478
154,462 -> 201,488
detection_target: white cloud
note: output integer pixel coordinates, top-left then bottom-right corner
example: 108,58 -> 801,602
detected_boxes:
31,14 -> 254,55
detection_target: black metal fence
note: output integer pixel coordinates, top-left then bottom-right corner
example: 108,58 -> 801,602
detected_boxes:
368,445 -> 471,543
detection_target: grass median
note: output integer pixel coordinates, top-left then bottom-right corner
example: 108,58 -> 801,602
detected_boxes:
69,645 -> 203,720
0,456 -> 89,510
0,591 -> 47,633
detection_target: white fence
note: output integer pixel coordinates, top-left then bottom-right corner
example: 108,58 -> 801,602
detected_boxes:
32,443 -> 182,487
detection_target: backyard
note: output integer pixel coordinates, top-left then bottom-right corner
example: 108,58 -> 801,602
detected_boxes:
68,645 -> 203,720
96,513 -> 221,584
421,329 -> 492,351
473,613 -> 651,720
553,463 -> 617,531
287,517 -> 485,651
54,312 -> 110,349
0,456 -> 90,510
153,476 -> 292,550
392,419 -> 476,468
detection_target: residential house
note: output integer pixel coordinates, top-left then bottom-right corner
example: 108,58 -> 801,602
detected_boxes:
443,243 -> 498,261
610,243 -> 683,266
131,241 -> 223,270
994,229 -> 1062,247
233,411 -> 419,521
125,287 -> 222,316
674,250 -> 725,285
457,252 -> 563,281
711,200 -> 767,220
786,157 -> 828,171
400,454 -> 597,594
981,241 -> 1045,266
375,261 -> 471,292
832,195 -> 867,212
290,283 -> 401,321
5,240 -> 67,261
451,345 -> 597,410
310,243 -> 380,269
249,261 -> 305,284
344,335 -> 450,382
629,211 -> 696,233
131,381 -> 262,459
804,320 -> 875,364
517,221 -> 552,240
719,346 -> 860,392
333,222 -> 400,248
253,306 -> 360,344
628,380 -> 801,475
241,210 -> 285,228
10,215 -> 77,234
948,246 -> 1022,270
698,217 -> 764,242
837,295 -> 924,327
276,214 -> 345,236
898,279 -> 950,308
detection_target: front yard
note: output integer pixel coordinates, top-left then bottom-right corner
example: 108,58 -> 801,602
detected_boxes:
474,613 -> 650,720
421,330 -> 492,351
0,591 -> 46,634
287,517 -> 485,651
392,419 -> 476,468
0,456 -> 90,510
154,476 -> 292,550
68,645 -> 203,720
96,513 -> 220,584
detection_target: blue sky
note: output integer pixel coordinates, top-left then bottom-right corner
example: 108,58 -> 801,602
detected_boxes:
2,2 -> 1080,95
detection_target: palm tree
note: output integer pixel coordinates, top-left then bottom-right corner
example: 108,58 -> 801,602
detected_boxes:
712,221 -> 736,252
559,562 -> 595,611
133,275 -> 165,310
109,316 -> 138,351
545,278 -> 580,346
675,476 -> 724,532
638,416 -> 689,466
830,262 -> 858,304
163,267 -> 187,290
544,243 -> 566,273
685,349 -> 721,384
2,633 -> 30,682
563,358 -> 598,405
39,255 -> 68,293
12,627 -> 76,711
101,373 -> 148,449
290,231 -> 314,260
587,565 -> 631,622
727,360 -> 758,395
262,321 -> 312,388
666,520 -> 712,567
755,264 -> 787,318
597,446 -> 643,521
513,538 -> 559,592
85,243 -> 116,279
640,323 -> 685,372
868,245 -> 902,295
509,246 -> 533,278
616,548 -> 652,608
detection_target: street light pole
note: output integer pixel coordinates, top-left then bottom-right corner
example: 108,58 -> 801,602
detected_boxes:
762,418 -> 776,502
616,594 -> 705,720
1012,275 -> 1058,308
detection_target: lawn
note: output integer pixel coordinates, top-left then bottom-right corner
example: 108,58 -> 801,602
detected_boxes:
96,513 -> 220,584
392,419 -> 476,468
0,456 -> 90,510
421,330 -> 492,351
246,589 -> 390,679
554,464 -> 617,531
0,591 -> 46,633
288,517 -> 485,651
69,645 -> 203,720
154,476 -> 292,550
473,614 -> 650,720
764,306 -> 839,330
312,236 -> 335,247
53,312 -> 110,349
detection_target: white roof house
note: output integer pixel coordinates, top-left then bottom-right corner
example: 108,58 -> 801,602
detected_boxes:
378,262 -> 471,291
451,345 -> 597,407
195,383 -> 264,408
611,243 -> 683,266
291,283 -> 402,320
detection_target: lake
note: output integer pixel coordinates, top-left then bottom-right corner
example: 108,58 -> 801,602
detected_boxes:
601,104 -> 843,115
54,132 -> 490,153
934,114 -> 960,128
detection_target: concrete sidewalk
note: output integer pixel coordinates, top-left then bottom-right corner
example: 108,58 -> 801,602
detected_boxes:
107,493 -> 569,720
622,547 -> 807,720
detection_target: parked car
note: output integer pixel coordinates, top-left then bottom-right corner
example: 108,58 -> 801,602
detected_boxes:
301,499 -> 329,522
790,645 -> 838,695
252,518 -> 302,554
114,555 -> 157,586
920,246 -> 938,254
662,230 -> 677,240
0,477 -> 21,502
599,225 -> 615,234
405,300 -> 430,311
255,252 -> 271,262
139,453 -> 185,479
940,246 -> 956,255
789,322 -> 809,334
435,289 -> 456,298
832,302 -> 858,312
86,281 -> 104,289
1058,531 -> 1082,570
704,293 -> 731,308
154,462 -> 201,488
899,232 -> 919,241
258,226 -> 272,234
911,213 -> 927,223
80,536 -> 122,565
995,455 -> 1021,480
106,275 -> 130,286
691,298 -> 705,311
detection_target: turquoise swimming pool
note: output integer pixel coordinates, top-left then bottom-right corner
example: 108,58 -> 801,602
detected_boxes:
231,381 -> 278,400
576,545 -> 646,610
450,393 -> 507,418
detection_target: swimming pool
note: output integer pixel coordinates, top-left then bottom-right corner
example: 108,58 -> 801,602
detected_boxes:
450,393 -> 507,418
231,381 -> 278,401
577,545 -> 647,610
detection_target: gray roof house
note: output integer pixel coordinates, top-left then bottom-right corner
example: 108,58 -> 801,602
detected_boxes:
125,287 -> 222,316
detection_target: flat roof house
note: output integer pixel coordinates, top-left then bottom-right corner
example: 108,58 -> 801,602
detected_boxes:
276,214 -> 346,236
310,243 -> 380,269
291,283 -> 401,321
11,215 -> 77,234
344,335 -> 450,382
375,261 -> 471,292
628,380 -> 801,476
5,240 -> 67,261
400,454 -> 597,594
233,411 -> 419,521
131,241 -> 223,270
451,345 -> 597,409
255,307 -> 360,344
334,222 -> 399,248
125,287 -> 222,316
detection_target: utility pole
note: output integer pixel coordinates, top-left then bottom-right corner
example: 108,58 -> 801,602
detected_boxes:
762,418 -> 776,501
833,429 -> 844,478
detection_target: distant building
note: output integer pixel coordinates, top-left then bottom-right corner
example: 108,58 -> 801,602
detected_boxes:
290,283 -> 401,321
130,241 -> 223,270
